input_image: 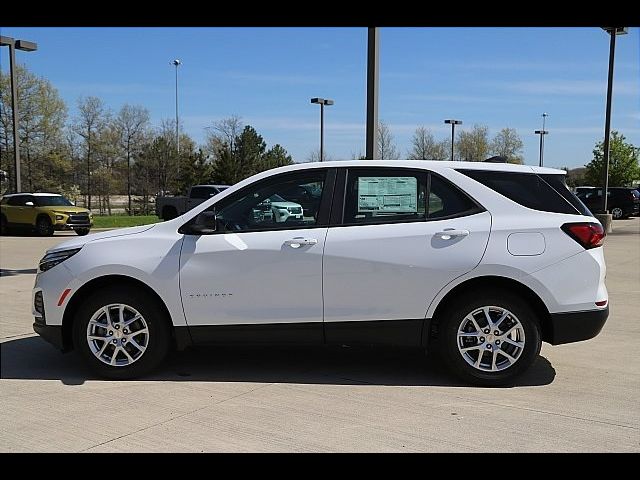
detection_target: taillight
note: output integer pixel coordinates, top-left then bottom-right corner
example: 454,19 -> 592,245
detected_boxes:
561,222 -> 606,249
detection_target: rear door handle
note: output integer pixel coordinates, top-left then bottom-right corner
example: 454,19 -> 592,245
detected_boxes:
284,238 -> 318,248
435,229 -> 470,240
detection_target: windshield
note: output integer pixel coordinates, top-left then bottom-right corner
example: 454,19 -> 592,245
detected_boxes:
33,196 -> 74,207
268,194 -> 287,202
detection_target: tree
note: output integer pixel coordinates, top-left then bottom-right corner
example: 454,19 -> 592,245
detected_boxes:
114,104 -> 150,214
0,65 -> 67,193
263,144 -> 294,170
585,131 -> 640,187
206,115 -> 243,157
377,121 -> 400,159
73,96 -> 108,209
234,125 -> 267,180
408,126 -> 448,160
490,128 -> 524,164
456,124 -> 489,162
306,148 -> 334,163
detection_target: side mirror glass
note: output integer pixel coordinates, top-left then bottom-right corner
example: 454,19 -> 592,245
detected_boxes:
25,201 -> 35,207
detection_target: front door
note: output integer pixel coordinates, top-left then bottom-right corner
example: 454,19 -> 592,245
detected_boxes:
322,168 -> 491,346
179,169 -> 333,344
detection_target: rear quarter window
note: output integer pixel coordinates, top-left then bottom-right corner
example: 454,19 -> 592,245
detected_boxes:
458,170 -> 588,215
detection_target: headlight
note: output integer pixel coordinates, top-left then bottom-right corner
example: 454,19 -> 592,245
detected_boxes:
38,248 -> 82,273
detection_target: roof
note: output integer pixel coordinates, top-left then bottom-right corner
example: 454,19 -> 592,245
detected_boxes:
1,192 -> 62,197
275,160 -> 566,175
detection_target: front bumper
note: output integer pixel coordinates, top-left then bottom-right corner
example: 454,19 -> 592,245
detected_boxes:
33,321 -> 66,351
548,305 -> 609,345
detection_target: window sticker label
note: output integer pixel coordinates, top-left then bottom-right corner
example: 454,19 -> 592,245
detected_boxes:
357,177 -> 417,213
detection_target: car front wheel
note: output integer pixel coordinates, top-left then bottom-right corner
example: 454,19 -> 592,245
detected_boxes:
436,290 -> 541,387
73,286 -> 170,379
75,228 -> 90,236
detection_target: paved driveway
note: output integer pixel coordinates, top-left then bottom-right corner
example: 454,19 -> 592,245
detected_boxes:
1,220 -> 639,452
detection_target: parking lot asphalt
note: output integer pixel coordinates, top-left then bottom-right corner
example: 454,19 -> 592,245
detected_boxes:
1,220 -> 639,452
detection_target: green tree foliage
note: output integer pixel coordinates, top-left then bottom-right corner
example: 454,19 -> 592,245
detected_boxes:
456,124 -> 490,161
0,65 -> 67,193
263,144 -> 294,170
585,131 -> 640,187
490,128 -> 524,164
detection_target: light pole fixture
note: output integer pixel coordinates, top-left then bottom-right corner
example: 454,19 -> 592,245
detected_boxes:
310,97 -> 334,162
0,35 -> 38,193
601,27 -> 628,214
444,119 -> 462,161
535,112 -> 549,167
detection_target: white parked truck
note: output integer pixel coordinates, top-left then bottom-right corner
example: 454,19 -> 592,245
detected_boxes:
156,185 -> 229,220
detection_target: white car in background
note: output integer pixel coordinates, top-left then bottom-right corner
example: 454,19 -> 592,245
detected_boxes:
32,160 -> 608,386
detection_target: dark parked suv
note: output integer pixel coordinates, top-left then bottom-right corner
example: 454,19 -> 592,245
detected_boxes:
576,187 -> 640,219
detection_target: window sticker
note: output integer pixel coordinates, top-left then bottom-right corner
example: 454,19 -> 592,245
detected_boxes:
357,177 -> 417,214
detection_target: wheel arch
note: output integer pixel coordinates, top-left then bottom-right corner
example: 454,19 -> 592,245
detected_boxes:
427,275 -> 553,345
61,274 -> 181,351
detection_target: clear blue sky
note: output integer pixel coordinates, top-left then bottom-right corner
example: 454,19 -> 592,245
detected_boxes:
1,27 -> 638,168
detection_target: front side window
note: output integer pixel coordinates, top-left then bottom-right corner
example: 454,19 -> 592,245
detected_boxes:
213,171 -> 326,232
33,196 -> 73,207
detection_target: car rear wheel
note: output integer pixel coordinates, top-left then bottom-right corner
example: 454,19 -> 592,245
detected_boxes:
436,290 -> 541,386
75,228 -> 90,236
36,216 -> 54,236
73,286 -> 170,379
611,207 -> 623,220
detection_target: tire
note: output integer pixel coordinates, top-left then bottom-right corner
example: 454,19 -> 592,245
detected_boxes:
435,290 -> 542,387
73,285 -> 171,379
0,215 -> 8,235
75,228 -> 90,236
162,206 -> 178,221
611,207 -> 623,220
36,215 -> 54,236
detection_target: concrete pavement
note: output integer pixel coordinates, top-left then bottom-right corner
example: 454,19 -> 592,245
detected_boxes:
1,220 -> 639,452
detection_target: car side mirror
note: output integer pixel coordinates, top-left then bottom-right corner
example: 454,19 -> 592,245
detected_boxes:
25,201 -> 35,207
180,211 -> 217,235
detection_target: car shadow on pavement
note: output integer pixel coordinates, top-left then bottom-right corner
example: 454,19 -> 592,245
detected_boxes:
0,268 -> 38,277
0,336 -> 556,388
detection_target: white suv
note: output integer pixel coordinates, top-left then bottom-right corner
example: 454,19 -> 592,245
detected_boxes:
32,161 -> 608,386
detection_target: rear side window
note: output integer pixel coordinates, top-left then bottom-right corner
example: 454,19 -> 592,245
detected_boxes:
7,195 -> 28,206
343,169 -> 428,224
458,170 -> 585,215
539,174 -> 592,216
190,186 -> 218,199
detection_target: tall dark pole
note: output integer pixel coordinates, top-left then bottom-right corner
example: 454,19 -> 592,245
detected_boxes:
8,42 -> 20,192
320,102 -> 324,162
1,36 -> 37,193
172,59 -> 181,181
311,98 -> 334,162
602,31 -> 617,214
366,27 -> 379,159
444,119 -> 462,161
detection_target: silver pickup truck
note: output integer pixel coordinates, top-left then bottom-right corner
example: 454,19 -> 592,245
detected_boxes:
156,184 -> 230,220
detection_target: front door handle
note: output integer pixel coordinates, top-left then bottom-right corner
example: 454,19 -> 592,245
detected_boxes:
284,238 -> 318,248
435,229 -> 470,240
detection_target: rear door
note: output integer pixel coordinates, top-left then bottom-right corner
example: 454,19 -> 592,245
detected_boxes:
322,168 -> 491,345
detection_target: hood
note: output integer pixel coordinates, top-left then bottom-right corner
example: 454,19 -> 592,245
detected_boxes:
48,224 -> 157,253
43,206 -> 90,214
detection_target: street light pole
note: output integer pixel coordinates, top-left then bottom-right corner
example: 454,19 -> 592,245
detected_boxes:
535,113 -> 549,167
0,36 -> 38,193
601,27 -> 627,214
444,119 -> 462,161
310,98 -> 334,162
366,27 -> 379,160
171,59 -> 181,181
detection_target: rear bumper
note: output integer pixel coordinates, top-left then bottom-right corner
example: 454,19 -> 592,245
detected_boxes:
548,306 -> 609,345
33,321 -> 66,351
